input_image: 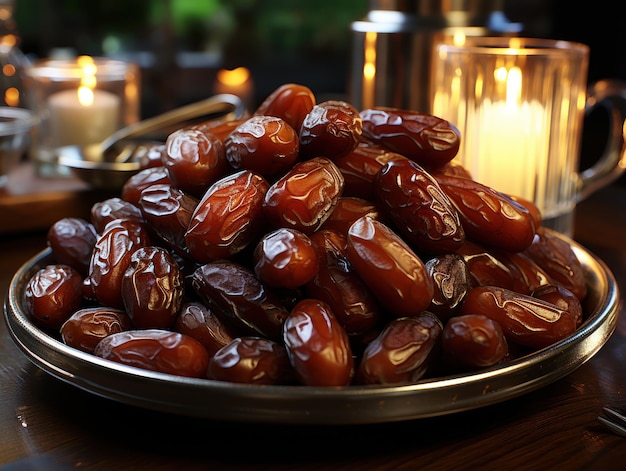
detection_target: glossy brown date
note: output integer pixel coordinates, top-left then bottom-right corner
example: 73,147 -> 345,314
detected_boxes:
190,118 -> 247,142
441,314 -> 508,371
253,228 -> 319,289
254,82 -> 316,132
138,183 -> 199,257
425,253 -> 472,321
174,301 -> 237,357
333,142 -> 405,199
356,313 -> 443,385
24,264 -> 84,331
263,156 -> 344,235
320,196 -> 384,235
522,227 -> 587,301
305,229 -> 382,336
224,115 -> 299,179
192,259 -> 289,340
121,166 -> 172,206
360,107 -> 461,169
457,240 -> 520,291
47,217 -> 97,276
121,246 -> 184,329
90,197 -> 145,234
492,249 -> 552,295
460,285 -> 577,349
138,143 -> 167,169
346,216 -> 434,317
282,298 -> 354,386
84,219 -> 151,309
375,158 -> 465,254
60,307 -> 132,353
93,329 -> 210,378
208,336 -> 295,385
435,174 -> 536,253
299,100 -> 362,160
164,128 -> 228,197
185,170 -> 269,262
532,284 -> 583,327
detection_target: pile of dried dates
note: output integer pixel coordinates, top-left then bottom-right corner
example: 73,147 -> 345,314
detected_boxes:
23,83 -> 588,387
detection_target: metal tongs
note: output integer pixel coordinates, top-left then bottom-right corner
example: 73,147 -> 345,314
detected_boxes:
55,93 -> 245,166
598,407 -> 626,437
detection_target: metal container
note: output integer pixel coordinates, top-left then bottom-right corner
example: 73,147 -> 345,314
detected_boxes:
349,0 -> 522,113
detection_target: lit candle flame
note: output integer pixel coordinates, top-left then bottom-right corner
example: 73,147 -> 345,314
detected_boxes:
216,67 -> 250,87
77,56 -> 97,107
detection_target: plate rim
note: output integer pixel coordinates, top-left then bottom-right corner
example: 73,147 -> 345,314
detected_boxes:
4,234 -> 621,424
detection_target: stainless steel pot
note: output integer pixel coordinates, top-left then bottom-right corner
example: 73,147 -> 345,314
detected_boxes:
349,0 -> 522,113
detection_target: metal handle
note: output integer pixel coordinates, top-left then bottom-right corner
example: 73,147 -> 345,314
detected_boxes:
100,93 -> 245,155
578,79 -> 626,201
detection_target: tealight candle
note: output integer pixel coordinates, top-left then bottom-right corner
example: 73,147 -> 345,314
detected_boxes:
213,67 -> 254,110
47,87 -> 120,148
23,56 -> 140,176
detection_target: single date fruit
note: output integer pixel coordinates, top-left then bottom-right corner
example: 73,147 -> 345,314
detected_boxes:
121,246 -> 184,329
94,329 -> 210,378
346,216 -> 434,317
208,336 -> 295,385
24,264 -> 84,331
441,314 -> 508,371
60,307 -> 132,353
360,107 -> 461,169
283,298 -> 354,386
460,285 -> 577,349
185,170 -> 269,262
356,313 -> 443,385
263,157 -> 344,235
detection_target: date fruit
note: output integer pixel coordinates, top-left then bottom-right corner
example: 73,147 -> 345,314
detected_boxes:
357,313 -> 443,385
460,285 -> 577,349
441,314 -> 508,371
192,259 -> 289,340
24,264 -> 84,331
185,170 -> 269,262
263,156 -> 344,235
253,82 -> 316,132
121,246 -> 184,329
174,301 -> 237,356
47,217 -> 97,276
436,174 -> 536,252
94,329 -> 210,378
208,336 -> 295,385
346,216 -> 434,317
225,115 -> 299,179
164,128 -> 228,197
375,157 -> 465,254
60,307 -> 132,353
360,107 -> 461,169
283,298 -> 354,386
253,228 -> 319,289
299,100 -> 362,160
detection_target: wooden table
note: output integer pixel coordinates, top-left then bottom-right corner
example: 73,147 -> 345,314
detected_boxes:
1,180 -> 626,471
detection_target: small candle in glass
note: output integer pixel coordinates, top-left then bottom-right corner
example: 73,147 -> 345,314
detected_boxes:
23,56 -> 140,176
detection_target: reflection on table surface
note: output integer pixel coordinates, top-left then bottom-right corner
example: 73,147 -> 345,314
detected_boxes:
1,182 -> 626,471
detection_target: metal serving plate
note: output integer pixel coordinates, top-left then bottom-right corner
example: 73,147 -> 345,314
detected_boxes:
4,235 -> 620,425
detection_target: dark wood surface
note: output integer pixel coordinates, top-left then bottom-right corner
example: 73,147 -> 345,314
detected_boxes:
1,179 -> 626,471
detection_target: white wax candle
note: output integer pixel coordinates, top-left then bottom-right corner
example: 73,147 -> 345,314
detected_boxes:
48,88 -> 120,148
462,99 -> 550,202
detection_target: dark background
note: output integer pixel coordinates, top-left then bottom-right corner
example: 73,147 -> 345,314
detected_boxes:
8,0 -> 626,184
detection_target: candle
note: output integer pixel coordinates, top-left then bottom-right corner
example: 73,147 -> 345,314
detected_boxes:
459,66 -> 550,202
463,99 -> 549,201
213,67 -> 254,110
47,87 -> 120,149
